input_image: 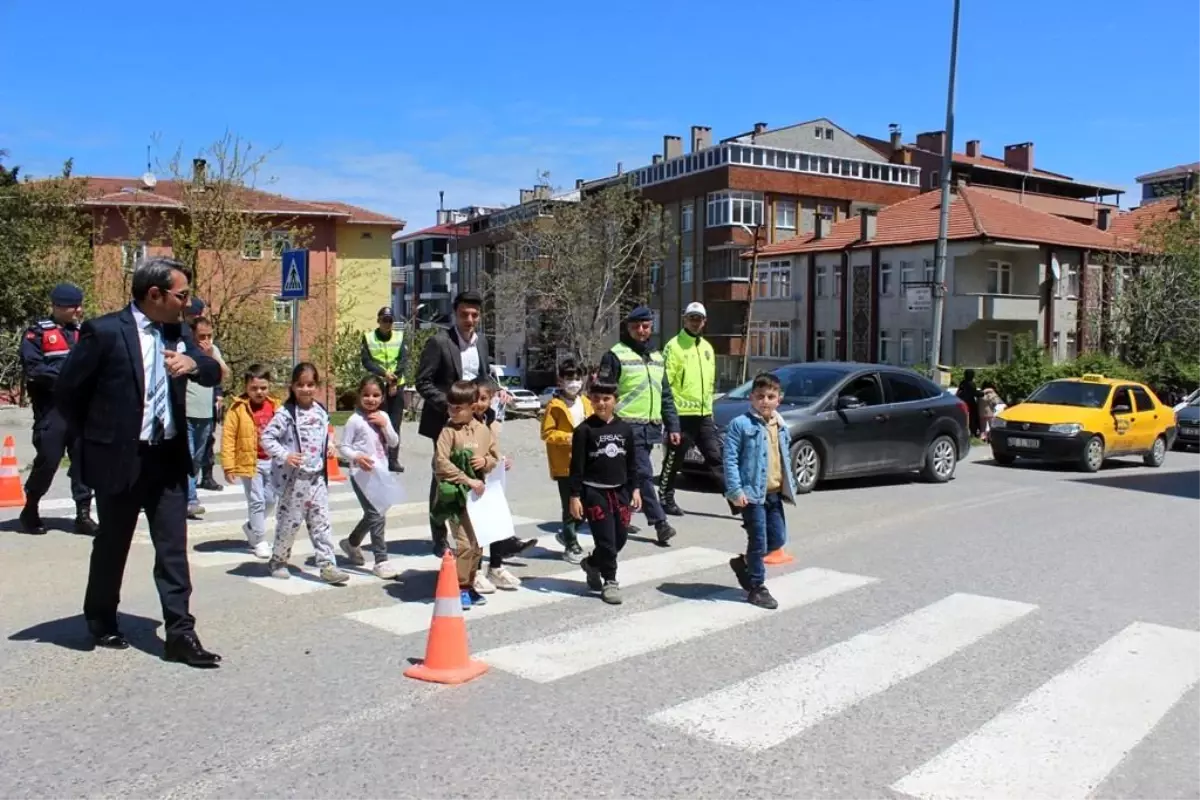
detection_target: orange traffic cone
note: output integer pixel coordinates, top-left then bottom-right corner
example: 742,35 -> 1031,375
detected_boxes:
326,424 -> 346,483
404,550 -> 489,685
0,435 -> 26,508
764,548 -> 795,565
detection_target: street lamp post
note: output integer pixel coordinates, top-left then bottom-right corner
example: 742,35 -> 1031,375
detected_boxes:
928,0 -> 962,381
738,222 -> 762,384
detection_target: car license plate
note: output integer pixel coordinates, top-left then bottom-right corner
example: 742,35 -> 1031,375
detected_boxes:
1180,428 -> 1198,439
1009,437 -> 1040,449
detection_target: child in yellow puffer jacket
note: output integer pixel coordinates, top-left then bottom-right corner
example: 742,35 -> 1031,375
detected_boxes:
540,358 -> 592,564
221,364 -> 280,559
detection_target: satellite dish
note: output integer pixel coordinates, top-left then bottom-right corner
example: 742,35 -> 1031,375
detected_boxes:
141,172 -> 157,189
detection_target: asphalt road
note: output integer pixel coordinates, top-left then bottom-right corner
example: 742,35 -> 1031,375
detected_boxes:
1,419 -> 1197,799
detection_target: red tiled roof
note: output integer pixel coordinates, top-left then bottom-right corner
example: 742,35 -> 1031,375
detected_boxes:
393,221 -> 470,242
73,177 -> 401,226
308,200 -> 404,227
752,185 -> 1122,258
951,152 -> 1071,180
1108,198 -> 1182,248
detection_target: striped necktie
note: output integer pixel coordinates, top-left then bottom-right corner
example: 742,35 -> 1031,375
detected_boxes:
148,324 -> 169,442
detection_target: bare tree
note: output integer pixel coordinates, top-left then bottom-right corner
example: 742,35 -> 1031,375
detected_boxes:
487,181 -> 672,370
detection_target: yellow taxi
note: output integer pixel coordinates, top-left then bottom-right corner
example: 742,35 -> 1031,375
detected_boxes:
989,374 -> 1176,472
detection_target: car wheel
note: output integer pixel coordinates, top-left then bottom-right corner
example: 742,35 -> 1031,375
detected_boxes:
921,435 -> 958,482
791,439 -> 821,494
1143,435 -> 1167,467
992,452 -> 1016,466
1079,435 -> 1105,473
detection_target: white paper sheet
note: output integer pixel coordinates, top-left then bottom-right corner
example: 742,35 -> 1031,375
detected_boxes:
466,469 -> 516,547
352,465 -> 406,512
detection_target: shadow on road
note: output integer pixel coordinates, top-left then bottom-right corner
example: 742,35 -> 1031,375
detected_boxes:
8,613 -> 163,656
1072,469 -> 1200,500
0,515 -> 91,536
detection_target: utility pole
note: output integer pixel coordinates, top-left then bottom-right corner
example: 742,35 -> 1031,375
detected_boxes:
739,222 -> 762,384
928,0 -> 961,381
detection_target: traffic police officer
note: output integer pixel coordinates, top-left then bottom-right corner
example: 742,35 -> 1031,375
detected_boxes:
360,306 -> 407,472
658,302 -> 725,515
18,282 -> 97,535
596,305 -> 680,546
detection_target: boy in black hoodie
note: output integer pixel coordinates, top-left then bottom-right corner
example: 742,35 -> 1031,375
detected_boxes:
569,381 -> 642,605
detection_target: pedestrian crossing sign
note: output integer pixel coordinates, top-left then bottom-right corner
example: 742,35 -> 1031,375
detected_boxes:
280,249 -> 309,300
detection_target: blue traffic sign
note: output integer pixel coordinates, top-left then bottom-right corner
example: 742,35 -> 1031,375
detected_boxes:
280,249 -> 309,300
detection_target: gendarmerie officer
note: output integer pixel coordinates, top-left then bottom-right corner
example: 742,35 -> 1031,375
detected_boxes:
19,282 -> 97,535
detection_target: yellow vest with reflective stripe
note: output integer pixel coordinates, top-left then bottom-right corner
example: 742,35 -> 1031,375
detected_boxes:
611,341 -> 665,424
367,330 -> 404,385
663,332 -> 715,416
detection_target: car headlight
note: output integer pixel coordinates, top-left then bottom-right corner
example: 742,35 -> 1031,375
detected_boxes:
1048,422 -> 1083,435
991,418 -> 1007,429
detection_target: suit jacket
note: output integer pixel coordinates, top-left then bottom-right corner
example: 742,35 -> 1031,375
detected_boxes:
55,306 -> 222,495
415,326 -> 491,440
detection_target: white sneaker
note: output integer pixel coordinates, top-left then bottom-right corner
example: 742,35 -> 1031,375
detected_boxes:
373,561 -> 400,579
252,541 -> 272,560
473,573 -> 496,594
487,566 -> 521,590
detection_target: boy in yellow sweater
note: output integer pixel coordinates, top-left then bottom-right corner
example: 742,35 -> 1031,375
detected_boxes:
221,364 -> 279,559
540,358 -> 591,564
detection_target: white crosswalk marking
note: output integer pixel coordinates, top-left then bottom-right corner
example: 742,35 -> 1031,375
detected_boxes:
648,592 -> 1038,752
890,621 -> 1200,800
345,547 -> 734,637
477,567 -> 878,683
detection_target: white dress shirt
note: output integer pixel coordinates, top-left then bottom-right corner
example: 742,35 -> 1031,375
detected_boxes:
456,326 -> 480,381
131,303 -> 177,441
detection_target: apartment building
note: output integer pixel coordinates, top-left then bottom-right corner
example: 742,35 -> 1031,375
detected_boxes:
860,127 -> 1126,227
1133,162 -> 1197,206
748,184 -> 1124,373
613,118 -> 922,387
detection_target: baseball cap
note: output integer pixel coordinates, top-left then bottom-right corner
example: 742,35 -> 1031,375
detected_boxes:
683,302 -> 707,318
377,306 -> 395,319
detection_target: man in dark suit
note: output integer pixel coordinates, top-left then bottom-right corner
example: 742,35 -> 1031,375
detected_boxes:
415,290 -> 507,553
56,257 -> 224,667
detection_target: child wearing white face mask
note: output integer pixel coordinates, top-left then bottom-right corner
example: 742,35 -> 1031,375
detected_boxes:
540,358 -> 592,564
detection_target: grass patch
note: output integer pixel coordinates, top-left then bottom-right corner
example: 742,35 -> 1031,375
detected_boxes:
329,410 -> 352,427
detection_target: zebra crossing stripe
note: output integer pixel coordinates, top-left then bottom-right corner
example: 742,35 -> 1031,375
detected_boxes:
649,592 -> 1037,752
477,567 -> 878,683
890,621 -> 1200,800
345,547 -> 734,637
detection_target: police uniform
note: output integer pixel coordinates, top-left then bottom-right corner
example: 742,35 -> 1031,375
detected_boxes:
658,302 -> 725,514
18,283 -> 96,535
596,305 -> 679,546
360,306 -> 407,472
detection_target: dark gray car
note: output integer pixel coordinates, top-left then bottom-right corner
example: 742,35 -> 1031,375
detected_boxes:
683,362 -> 971,493
1173,398 -> 1199,450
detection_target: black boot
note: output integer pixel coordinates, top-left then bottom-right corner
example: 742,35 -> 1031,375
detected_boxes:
660,492 -> 685,517
388,446 -> 404,473
75,504 -> 98,537
19,503 -> 46,535
198,466 -> 222,491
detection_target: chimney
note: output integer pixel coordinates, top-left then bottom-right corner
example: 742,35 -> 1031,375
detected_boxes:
965,139 -> 981,158
753,122 -> 768,136
192,158 -> 207,185
915,131 -> 946,155
616,161 -> 623,175
888,123 -> 902,151
1097,208 -> 1111,231
663,135 -> 683,161
859,208 -> 877,242
533,184 -> 551,200
652,154 -> 663,165
575,178 -> 584,190
690,125 -> 712,152
519,188 -> 534,204
813,215 -> 826,241
1004,142 -> 1034,172
436,209 -> 448,225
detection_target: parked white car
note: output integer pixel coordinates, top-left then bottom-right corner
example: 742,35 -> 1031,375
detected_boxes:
507,389 -> 542,417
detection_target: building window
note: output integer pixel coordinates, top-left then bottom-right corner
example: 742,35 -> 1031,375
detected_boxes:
814,127 -> 823,138
681,256 -> 694,284
775,200 -> 796,231
814,331 -> 828,361
270,230 -> 293,258
929,170 -> 940,189
878,329 -> 894,364
899,330 -> 916,365
121,241 -> 147,272
815,264 -> 829,297
648,261 -> 661,288
1060,264 -> 1080,298
900,261 -> 915,290
987,260 -> 1013,294
825,128 -> 834,140
922,329 -> 932,363
681,203 -> 694,232
818,203 -> 835,222
273,300 -> 293,324
242,233 -> 263,260
1065,331 -> 1078,360
756,259 -> 792,299
879,262 -> 893,296
706,191 -> 763,228
986,331 -> 1013,365
749,320 -> 791,359
923,259 -> 935,282
1052,331 -> 1061,358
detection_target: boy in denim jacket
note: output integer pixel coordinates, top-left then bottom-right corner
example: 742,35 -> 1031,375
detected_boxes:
723,372 -> 797,608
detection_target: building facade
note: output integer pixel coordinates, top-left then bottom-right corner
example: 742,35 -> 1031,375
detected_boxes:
747,185 -> 1125,374
613,118 -> 923,388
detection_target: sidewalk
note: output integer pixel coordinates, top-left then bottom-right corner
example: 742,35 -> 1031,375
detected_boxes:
0,406 -> 36,468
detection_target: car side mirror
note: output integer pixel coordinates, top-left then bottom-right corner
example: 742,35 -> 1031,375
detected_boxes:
1112,403 -> 1132,415
836,395 -> 863,411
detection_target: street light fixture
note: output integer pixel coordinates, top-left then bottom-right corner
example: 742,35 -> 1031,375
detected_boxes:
737,222 -> 762,384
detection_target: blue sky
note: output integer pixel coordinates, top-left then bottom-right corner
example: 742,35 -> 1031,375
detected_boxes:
2,0 -> 1196,230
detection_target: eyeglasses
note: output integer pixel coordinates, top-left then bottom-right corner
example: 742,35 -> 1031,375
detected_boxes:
161,288 -> 190,303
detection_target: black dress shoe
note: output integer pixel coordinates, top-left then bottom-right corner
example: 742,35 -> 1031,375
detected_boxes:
86,621 -> 129,650
661,500 -> 685,517
164,633 -> 221,668
19,507 -> 46,535
75,513 -> 98,537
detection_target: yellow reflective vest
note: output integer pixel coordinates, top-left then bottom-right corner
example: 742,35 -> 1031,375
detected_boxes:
610,341 -> 665,424
663,331 -> 715,417
366,330 -> 404,385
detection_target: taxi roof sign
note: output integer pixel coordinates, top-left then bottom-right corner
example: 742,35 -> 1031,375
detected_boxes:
1081,373 -> 1105,382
